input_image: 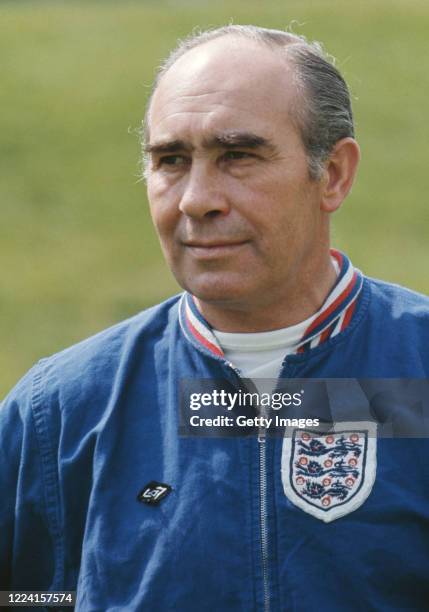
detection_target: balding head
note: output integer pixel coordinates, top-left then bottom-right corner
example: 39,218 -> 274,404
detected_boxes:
143,25 -> 355,180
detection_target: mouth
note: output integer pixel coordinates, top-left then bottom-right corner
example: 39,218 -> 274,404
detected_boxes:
183,240 -> 249,258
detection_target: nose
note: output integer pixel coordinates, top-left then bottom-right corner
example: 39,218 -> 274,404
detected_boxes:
178,160 -> 230,219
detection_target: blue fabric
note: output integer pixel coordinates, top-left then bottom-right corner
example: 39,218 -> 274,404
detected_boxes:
1,275 -> 429,611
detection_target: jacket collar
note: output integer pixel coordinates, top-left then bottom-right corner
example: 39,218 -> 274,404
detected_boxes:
179,249 -> 363,360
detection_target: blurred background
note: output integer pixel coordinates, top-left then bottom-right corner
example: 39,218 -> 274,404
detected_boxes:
1,0 -> 428,397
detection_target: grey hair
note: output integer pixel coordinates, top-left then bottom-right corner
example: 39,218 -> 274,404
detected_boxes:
142,25 -> 355,180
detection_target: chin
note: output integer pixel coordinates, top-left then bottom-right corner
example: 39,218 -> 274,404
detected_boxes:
178,271 -> 252,305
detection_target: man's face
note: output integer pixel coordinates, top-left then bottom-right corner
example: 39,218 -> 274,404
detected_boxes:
146,37 -> 326,311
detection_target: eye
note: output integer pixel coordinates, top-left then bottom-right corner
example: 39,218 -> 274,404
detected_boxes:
157,155 -> 189,167
221,150 -> 254,161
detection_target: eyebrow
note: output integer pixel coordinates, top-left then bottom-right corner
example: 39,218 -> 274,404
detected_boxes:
144,140 -> 189,155
144,131 -> 275,155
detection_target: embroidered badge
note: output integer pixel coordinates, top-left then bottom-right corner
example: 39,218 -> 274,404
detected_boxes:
281,422 -> 376,522
137,481 -> 172,506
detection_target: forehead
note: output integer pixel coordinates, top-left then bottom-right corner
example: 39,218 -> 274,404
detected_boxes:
148,37 -> 299,144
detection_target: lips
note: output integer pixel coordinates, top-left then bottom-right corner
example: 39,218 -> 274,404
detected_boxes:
183,240 -> 249,258
184,240 -> 247,248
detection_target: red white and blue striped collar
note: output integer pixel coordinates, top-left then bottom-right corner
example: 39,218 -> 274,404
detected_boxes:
178,249 -> 363,359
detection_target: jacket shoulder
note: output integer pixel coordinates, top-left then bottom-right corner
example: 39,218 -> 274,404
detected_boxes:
365,277 -> 429,355
367,277 -> 429,320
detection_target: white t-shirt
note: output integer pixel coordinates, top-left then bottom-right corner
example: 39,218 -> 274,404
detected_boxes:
212,319 -> 308,380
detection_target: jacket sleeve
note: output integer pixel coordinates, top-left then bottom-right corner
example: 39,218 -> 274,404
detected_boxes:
0,363 -> 59,590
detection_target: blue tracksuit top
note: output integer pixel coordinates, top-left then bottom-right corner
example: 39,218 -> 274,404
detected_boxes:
1,269 -> 429,611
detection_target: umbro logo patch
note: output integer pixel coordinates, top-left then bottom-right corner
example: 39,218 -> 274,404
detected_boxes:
137,481 -> 172,506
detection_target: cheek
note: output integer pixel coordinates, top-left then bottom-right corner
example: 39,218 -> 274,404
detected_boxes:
147,179 -> 180,240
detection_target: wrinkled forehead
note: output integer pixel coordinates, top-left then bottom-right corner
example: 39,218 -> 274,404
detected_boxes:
147,37 -> 300,143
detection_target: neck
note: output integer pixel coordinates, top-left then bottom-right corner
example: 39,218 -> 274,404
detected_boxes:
194,249 -> 337,332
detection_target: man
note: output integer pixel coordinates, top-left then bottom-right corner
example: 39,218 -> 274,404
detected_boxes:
1,25 -> 429,611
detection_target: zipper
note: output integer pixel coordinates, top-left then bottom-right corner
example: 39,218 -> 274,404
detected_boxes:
258,430 -> 270,612
226,361 -> 271,611
257,366 -> 295,612
258,359 -> 298,612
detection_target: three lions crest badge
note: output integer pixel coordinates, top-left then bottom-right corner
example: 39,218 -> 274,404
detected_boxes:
281,422 -> 377,522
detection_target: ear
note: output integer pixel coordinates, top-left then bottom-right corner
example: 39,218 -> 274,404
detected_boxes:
320,138 -> 360,213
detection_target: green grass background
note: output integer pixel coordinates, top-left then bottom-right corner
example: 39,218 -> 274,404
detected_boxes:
1,0 -> 428,397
